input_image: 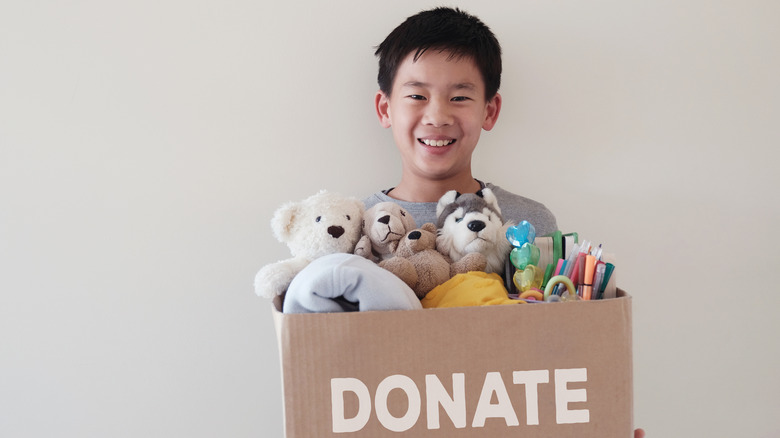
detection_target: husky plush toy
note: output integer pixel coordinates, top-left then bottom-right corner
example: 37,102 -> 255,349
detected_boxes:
435,188 -> 513,274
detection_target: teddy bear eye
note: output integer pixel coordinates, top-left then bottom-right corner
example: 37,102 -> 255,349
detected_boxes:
316,216 -> 322,222
455,217 -> 463,223
400,211 -> 406,217
346,215 -> 351,220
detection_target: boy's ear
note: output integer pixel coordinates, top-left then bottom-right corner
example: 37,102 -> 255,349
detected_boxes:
482,92 -> 502,131
375,90 -> 392,128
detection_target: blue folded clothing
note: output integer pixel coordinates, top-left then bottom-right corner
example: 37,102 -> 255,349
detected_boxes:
282,253 -> 423,313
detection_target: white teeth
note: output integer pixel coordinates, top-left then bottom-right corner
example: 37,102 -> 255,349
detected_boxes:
421,139 -> 454,147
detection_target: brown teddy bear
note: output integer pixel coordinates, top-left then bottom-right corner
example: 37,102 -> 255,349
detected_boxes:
354,202 -> 417,263
379,223 -> 486,299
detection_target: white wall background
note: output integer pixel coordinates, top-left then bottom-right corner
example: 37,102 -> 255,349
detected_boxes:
1,0 -> 778,437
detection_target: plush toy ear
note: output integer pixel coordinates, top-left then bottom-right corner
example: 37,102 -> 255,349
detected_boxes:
270,201 -> 300,243
479,188 -> 502,215
420,222 -> 437,234
436,190 -> 460,218
353,199 -> 366,217
399,207 -> 416,231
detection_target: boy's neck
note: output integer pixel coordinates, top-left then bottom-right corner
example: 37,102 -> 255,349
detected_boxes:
387,175 -> 483,203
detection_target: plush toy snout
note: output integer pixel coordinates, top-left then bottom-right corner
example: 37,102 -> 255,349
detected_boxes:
328,226 -> 345,238
398,228 -> 435,257
467,220 -> 486,233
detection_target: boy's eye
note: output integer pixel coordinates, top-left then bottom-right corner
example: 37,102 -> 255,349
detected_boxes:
408,94 -> 427,101
451,96 -> 470,102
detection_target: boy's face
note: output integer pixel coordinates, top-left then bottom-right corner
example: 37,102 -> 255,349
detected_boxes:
375,50 -> 501,184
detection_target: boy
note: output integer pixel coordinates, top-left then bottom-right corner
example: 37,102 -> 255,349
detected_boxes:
284,8 -> 645,437
363,7 -> 557,236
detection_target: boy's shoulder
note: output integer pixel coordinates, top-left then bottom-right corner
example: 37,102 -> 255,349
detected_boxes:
485,183 -> 549,210
485,183 -> 558,236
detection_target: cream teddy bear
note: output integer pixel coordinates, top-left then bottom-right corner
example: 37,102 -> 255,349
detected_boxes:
253,190 -> 364,298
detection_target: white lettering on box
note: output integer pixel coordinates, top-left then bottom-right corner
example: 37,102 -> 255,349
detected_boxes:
512,370 -> 550,425
330,368 -> 590,433
331,377 -> 371,433
555,368 -> 590,424
425,373 -> 466,429
472,372 -> 520,427
375,375 -> 421,432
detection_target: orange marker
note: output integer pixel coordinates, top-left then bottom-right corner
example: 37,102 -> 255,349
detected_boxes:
582,255 -> 597,300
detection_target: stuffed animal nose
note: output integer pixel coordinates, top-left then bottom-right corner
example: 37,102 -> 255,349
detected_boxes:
407,231 -> 422,240
467,220 -> 486,232
378,215 -> 391,225
328,225 -> 345,238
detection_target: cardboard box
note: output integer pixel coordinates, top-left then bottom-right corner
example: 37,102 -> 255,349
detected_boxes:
272,290 -> 633,437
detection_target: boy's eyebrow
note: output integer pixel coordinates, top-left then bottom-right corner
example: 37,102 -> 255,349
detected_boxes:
401,81 -> 478,91
452,82 -> 477,91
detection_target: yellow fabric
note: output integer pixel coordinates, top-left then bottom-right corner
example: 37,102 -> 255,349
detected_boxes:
421,272 -> 520,308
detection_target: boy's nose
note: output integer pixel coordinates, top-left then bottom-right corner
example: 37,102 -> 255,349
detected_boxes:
422,100 -> 453,127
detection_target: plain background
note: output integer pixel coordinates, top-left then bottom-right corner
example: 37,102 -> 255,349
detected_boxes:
1,0 -> 778,437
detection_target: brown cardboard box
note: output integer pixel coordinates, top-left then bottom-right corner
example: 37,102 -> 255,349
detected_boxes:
272,290 -> 633,437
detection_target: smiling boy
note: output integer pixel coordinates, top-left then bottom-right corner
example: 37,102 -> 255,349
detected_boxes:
364,7 -> 557,236
282,10 -> 646,435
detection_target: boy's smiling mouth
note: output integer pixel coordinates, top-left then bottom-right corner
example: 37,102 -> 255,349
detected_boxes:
418,138 -> 456,147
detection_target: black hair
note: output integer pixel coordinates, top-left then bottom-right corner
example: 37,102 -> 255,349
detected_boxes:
374,7 -> 502,100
